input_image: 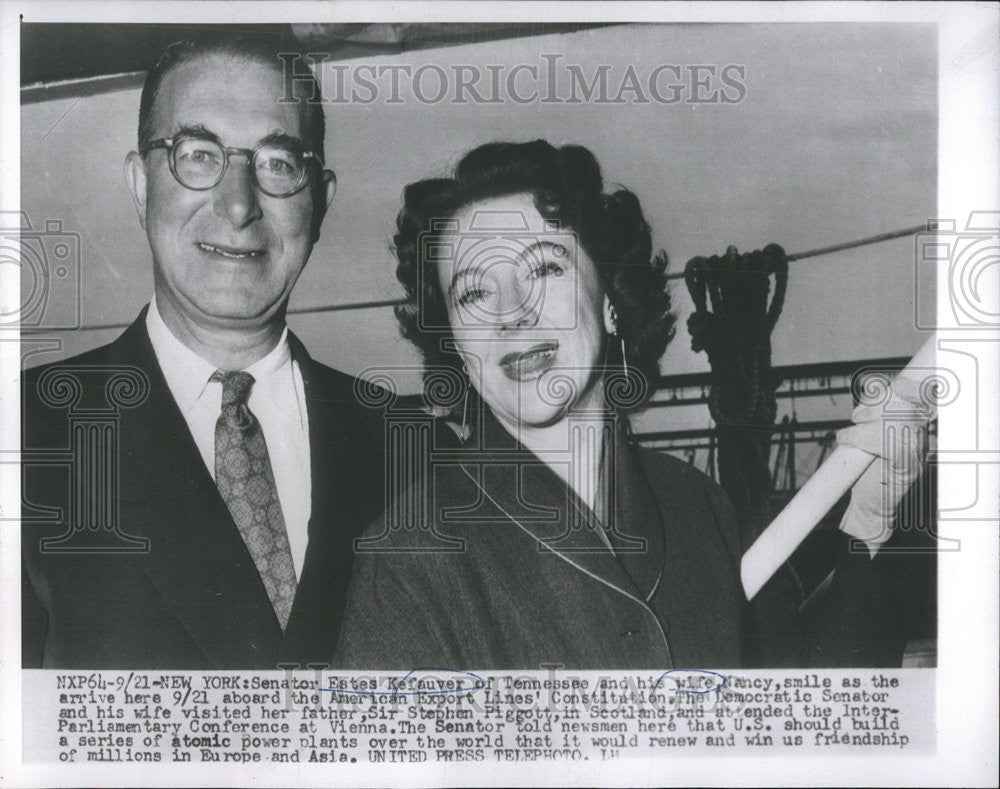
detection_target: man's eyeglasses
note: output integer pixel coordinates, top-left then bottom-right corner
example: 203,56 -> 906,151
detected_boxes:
142,136 -> 324,198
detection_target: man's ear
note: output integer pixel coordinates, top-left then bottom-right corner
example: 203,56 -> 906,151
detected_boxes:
323,168 -> 337,208
310,169 -> 337,243
603,294 -> 617,335
124,151 -> 149,230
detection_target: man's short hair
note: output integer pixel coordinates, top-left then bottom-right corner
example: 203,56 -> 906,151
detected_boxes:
137,31 -> 326,162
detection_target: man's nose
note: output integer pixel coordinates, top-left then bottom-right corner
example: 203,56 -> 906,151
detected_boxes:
212,154 -> 262,228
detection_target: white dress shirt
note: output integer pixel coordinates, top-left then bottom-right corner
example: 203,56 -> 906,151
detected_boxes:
146,300 -> 312,580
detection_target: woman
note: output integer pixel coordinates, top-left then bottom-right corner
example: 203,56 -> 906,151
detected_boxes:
333,140 -> 913,670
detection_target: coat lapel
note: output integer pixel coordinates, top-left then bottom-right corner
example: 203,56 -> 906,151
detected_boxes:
466,409 -> 651,605
607,434 -> 667,600
635,447 -> 744,665
114,313 -> 283,667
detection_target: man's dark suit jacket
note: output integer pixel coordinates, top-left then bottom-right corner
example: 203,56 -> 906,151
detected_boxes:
21,309 -> 386,669
333,408 -> 902,670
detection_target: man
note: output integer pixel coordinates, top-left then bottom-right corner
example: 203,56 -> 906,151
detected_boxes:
21,33 -> 385,669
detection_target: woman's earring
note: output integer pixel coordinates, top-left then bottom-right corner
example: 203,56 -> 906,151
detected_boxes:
609,305 -> 629,378
460,363 -> 470,441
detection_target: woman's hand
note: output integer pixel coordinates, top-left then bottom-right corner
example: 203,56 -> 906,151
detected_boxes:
836,375 -> 933,555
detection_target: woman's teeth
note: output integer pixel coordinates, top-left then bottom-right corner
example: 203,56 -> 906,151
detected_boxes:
502,345 -> 557,379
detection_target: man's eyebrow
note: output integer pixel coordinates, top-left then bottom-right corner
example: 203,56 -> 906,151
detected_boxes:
173,123 -> 221,143
171,126 -> 305,149
259,131 -> 306,149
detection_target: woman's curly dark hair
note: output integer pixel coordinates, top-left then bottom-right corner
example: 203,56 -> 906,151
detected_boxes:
393,140 -> 675,414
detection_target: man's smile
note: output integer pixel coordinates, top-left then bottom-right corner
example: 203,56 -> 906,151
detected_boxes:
197,242 -> 265,260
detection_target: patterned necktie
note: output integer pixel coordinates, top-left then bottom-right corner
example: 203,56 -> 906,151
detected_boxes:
212,370 -> 297,629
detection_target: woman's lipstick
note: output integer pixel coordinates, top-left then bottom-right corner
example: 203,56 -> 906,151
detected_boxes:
499,342 -> 558,381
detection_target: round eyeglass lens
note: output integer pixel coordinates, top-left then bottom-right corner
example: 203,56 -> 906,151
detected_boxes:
253,145 -> 307,196
172,138 -> 226,189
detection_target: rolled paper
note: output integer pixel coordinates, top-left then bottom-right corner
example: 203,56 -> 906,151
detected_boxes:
740,334 -> 937,600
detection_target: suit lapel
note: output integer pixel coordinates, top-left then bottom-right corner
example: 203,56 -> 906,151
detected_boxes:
279,336 -> 369,664
114,313 -> 283,667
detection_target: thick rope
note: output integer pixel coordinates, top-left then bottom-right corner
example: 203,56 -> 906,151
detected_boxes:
684,244 -> 788,538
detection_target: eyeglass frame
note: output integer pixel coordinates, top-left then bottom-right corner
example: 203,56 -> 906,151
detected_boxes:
140,135 -> 327,198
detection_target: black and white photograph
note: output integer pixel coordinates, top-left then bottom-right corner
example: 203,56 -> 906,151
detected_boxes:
1,2 -> 997,786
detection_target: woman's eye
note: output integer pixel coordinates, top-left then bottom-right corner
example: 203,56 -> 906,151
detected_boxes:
457,288 -> 489,307
529,261 -> 565,279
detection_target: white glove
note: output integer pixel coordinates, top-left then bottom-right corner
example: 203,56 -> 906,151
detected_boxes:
836,375 -> 932,556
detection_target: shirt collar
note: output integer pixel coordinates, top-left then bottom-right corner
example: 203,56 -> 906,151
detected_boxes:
245,324 -> 292,382
145,298 -> 291,415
